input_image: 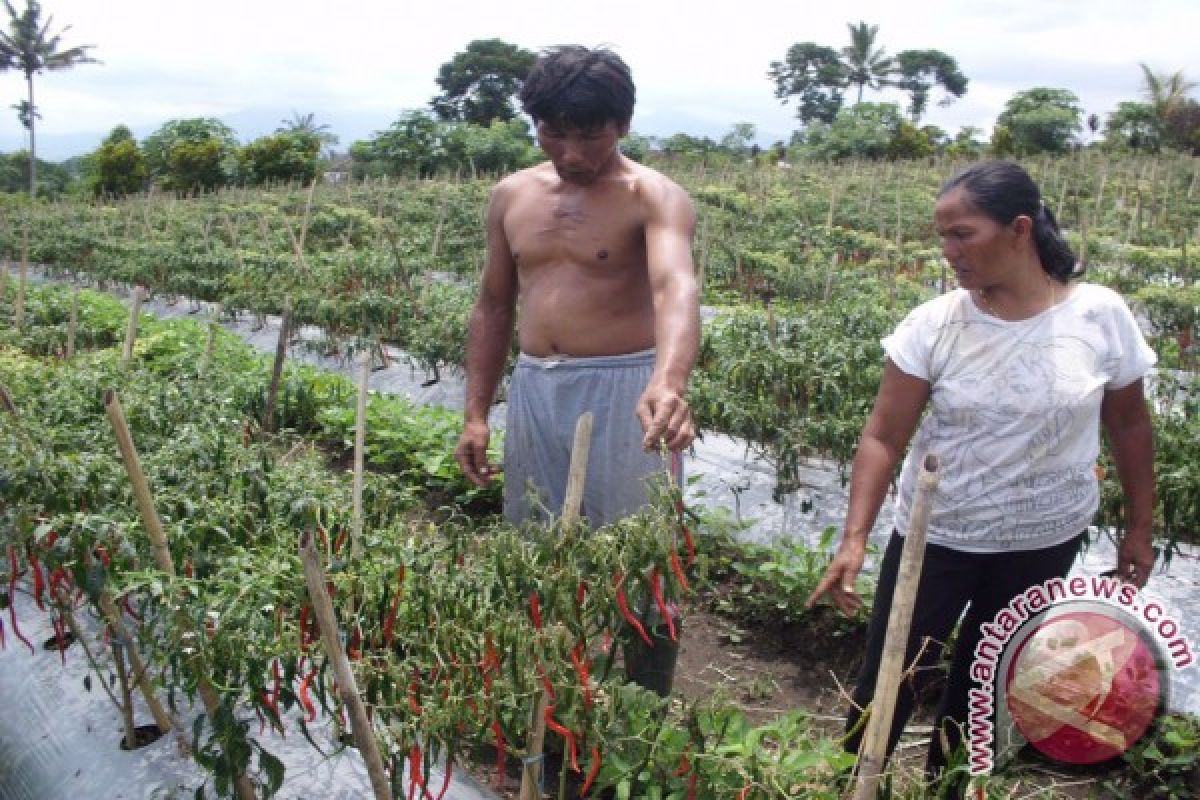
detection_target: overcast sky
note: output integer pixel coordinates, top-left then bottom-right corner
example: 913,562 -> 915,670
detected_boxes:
2,0 -> 1198,160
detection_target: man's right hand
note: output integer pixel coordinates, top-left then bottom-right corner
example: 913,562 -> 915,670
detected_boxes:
455,420 -> 497,487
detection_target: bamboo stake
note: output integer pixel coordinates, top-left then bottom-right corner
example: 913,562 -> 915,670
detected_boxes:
263,300 -> 293,434
851,454 -> 940,800
15,218 -> 28,328
299,531 -> 393,800
202,303 -> 221,374
352,345 -> 370,559
103,389 -> 256,800
66,285 -> 79,359
112,630 -> 139,750
121,286 -> 145,366
95,590 -> 174,734
520,412 -> 593,800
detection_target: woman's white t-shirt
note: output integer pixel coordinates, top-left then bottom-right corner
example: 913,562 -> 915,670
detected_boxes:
884,283 -> 1156,553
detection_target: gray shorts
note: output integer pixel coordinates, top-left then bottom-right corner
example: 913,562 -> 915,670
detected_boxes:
503,349 -> 680,527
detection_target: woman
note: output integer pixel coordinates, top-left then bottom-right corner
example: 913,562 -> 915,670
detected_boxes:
806,161 -> 1157,786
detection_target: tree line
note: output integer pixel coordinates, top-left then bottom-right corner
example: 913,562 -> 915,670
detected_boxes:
1,4 -> 1198,198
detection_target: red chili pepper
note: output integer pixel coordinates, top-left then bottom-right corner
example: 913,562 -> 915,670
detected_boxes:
348,624 -> 361,661
669,548 -> 690,593
491,719 -> 507,789
182,560 -> 194,579
681,523 -> 696,567
408,677 -> 423,716
543,706 -> 578,772
687,773 -> 698,800
615,573 -> 653,647
28,551 -> 46,611
737,783 -> 751,800
298,607 -> 311,648
580,745 -> 602,796
255,697 -> 267,735
7,545 -> 34,655
94,544 -> 111,568
673,749 -> 691,777
43,530 -> 58,548
408,743 -> 428,800
332,526 -> 348,555
383,567 -> 404,647
650,568 -> 677,642
569,642 -> 592,709
299,666 -> 317,723
122,594 -> 142,622
529,591 -> 543,632
271,659 -> 283,710
576,580 -> 588,607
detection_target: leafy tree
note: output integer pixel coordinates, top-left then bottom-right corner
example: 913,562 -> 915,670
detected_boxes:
86,124 -> 147,197
277,111 -> 338,155
995,87 -> 1082,154
841,21 -> 891,104
720,122 -> 757,156
768,42 -> 847,125
443,117 -> 538,176
1139,64 -> 1196,127
945,126 -> 986,158
1104,102 -> 1162,151
141,117 -> 238,187
0,0 -> 98,197
430,39 -> 536,125
800,102 -> 910,161
660,132 -> 720,159
1163,99 -> 1200,154
891,49 -> 968,122
350,110 -> 448,178
0,148 -> 64,193
620,131 -> 654,162
238,130 -> 322,186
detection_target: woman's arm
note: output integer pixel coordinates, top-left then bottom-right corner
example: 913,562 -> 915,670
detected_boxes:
1101,379 -> 1156,587
807,360 -> 931,614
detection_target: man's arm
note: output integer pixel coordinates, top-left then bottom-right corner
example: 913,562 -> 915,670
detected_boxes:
455,182 -> 518,486
636,177 -> 700,452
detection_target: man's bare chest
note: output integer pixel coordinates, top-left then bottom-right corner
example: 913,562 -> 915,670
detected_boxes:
506,194 -> 646,271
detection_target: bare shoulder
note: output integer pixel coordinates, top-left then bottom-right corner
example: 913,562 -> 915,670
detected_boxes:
490,163 -> 553,206
626,160 -> 693,222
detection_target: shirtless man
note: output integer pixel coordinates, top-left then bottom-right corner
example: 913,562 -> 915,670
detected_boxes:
454,46 -> 700,533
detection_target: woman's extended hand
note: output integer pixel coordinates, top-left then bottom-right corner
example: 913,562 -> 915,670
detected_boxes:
806,541 -> 866,616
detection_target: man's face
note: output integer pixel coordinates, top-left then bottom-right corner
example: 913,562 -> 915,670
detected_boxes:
535,119 -> 628,184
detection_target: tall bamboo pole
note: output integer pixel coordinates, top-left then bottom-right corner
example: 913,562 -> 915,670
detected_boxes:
851,454 -> 940,800
121,286 -> 145,366
352,345 -> 370,559
263,300 -> 293,433
299,531 -> 392,799
520,413 -> 593,800
103,390 -> 257,800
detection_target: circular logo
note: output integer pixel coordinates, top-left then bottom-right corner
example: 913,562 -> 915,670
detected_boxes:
1004,606 -> 1167,765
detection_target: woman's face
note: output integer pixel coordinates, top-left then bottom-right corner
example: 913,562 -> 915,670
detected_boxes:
934,187 -> 1024,290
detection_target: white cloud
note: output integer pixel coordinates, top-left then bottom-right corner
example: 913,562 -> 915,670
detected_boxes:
1,0 -> 1197,157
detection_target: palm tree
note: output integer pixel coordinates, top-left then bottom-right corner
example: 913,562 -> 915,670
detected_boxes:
1139,63 -> 1196,124
842,21 -> 891,104
0,0 -> 98,197
278,111 -> 339,157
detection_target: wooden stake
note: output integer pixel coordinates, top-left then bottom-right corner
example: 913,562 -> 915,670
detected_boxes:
103,389 -> 256,800
263,300 -> 293,433
66,285 -> 79,359
851,454 -> 940,800
15,219 -> 28,328
112,629 -> 139,750
520,412 -> 593,800
299,531 -> 393,800
95,590 -> 174,735
122,286 -> 145,366
352,345 -> 370,559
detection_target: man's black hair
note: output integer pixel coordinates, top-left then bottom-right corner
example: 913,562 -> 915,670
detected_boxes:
520,45 -> 635,129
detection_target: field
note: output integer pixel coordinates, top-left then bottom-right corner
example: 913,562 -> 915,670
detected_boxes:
1,152 -> 1198,799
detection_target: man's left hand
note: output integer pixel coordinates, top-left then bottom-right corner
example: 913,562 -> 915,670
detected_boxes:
636,384 -> 695,452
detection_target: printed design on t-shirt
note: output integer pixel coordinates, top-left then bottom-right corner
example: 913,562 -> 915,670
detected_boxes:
911,320 -> 1104,546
